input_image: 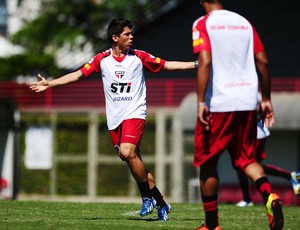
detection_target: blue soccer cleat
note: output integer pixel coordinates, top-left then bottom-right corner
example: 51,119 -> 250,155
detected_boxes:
290,171 -> 300,195
157,203 -> 171,221
140,197 -> 155,216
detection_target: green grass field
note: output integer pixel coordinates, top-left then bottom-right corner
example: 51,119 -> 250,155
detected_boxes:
0,201 -> 299,229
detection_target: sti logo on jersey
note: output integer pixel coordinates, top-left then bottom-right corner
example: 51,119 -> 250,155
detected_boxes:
115,71 -> 125,79
111,82 -> 132,93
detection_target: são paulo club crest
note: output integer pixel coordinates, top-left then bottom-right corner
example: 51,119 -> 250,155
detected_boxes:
115,71 -> 125,79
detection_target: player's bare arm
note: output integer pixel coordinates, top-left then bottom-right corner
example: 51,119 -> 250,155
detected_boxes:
255,51 -> 274,127
197,51 -> 211,129
163,61 -> 195,70
255,51 -> 271,99
29,69 -> 84,92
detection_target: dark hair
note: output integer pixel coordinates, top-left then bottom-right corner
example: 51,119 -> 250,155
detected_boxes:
107,18 -> 133,44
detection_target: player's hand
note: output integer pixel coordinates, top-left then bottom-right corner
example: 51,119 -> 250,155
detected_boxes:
198,103 -> 210,130
29,74 -> 49,92
260,100 -> 275,128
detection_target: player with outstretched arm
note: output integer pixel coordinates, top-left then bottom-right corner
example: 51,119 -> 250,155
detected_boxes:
29,18 -> 197,221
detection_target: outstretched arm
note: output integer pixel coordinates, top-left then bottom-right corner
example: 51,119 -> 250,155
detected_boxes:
163,61 -> 196,70
29,70 -> 84,92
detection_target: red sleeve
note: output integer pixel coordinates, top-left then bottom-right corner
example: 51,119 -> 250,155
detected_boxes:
252,26 -> 264,54
134,49 -> 166,73
192,15 -> 211,54
80,49 -> 111,77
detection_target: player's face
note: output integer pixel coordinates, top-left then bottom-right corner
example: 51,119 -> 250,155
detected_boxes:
118,26 -> 133,51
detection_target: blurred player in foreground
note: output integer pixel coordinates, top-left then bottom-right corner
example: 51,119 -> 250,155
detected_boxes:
29,18 -> 197,221
192,0 -> 283,229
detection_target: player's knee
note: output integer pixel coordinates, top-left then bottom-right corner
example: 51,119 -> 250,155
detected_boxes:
119,144 -> 136,161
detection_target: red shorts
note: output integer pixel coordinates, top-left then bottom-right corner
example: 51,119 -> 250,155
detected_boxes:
194,111 -> 257,170
109,118 -> 145,147
255,138 -> 267,162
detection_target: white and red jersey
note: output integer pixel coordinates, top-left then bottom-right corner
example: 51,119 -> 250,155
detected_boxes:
192,10 -> 264,112
80,48 -> 166,130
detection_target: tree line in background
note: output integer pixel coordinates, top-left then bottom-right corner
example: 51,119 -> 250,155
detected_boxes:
1,0 -> 182,80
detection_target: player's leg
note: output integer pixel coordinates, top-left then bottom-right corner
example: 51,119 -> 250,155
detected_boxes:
261,164 -> 300,194
235,168 -> 253,206
256,138 -> 291,181
194,113 -> 226,230
245,162 -> 284,230
146,171 -> 166,206
119,143 -> 148,182
243,112 -> 283,230
197,161 -> 220,230
257,137 -> 300,194
234,137 -> 265,207
137,143 -> 171,220
235,111 -> 283,230
110,119 -> 154,216
262,164 -> 300,195
146,171 -> 171,220
119,142 -> 155,216
244,139 -> 284,229
263,164 -> 291,180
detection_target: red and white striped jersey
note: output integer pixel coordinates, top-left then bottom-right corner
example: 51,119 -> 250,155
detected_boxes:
192,10 -> 264,112
80,48 -> 166,130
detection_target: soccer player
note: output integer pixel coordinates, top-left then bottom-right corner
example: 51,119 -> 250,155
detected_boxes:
29,18 -> 197,221
192,0 -> 283,229
236,113 -> 300,207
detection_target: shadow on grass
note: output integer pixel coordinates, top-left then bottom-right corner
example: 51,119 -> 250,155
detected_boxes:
128,217 -> 159,221
83,218 -> 104,221
82,217 -> 158,221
